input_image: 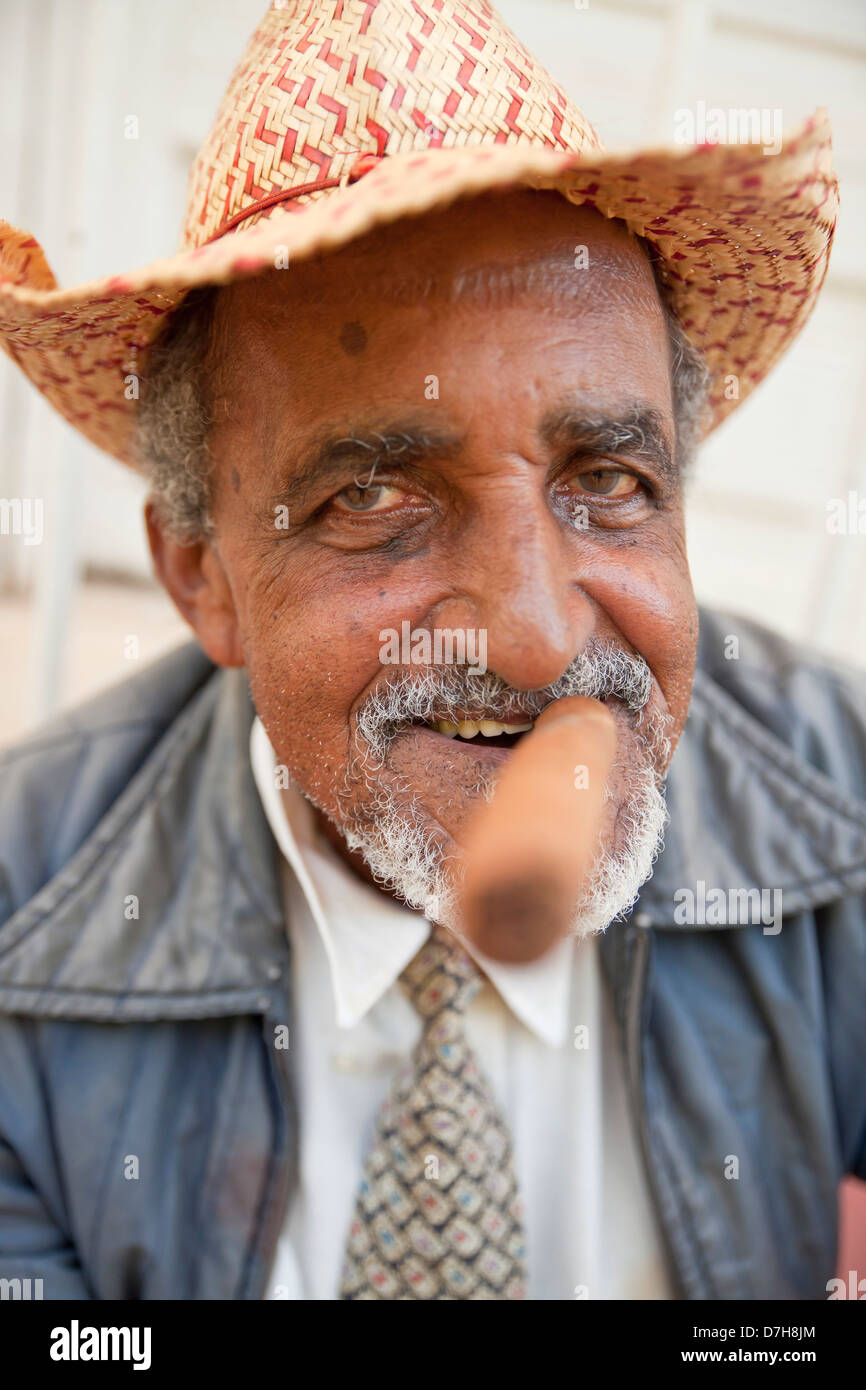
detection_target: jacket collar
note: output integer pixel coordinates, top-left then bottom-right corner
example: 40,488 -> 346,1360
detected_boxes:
0,661 -> 287,1021
635,667 -> 866,926
1,645 -> 865,1019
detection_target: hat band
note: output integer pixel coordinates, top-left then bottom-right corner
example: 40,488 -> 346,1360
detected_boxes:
207,152 -> 383,243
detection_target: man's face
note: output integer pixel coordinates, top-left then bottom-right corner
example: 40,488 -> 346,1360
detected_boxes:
157,190 -> 699,929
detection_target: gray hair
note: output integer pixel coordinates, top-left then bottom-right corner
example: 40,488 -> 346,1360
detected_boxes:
135,236 -> 710,543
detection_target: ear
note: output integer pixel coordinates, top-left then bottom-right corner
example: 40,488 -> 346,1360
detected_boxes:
145,499 -> 244,668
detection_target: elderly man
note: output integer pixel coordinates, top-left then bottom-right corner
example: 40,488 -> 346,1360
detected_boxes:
0,0 -> 862,1304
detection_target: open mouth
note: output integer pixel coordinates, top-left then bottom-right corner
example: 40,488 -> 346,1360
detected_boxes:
399,695 -> 619,752
409,716 -> 535,750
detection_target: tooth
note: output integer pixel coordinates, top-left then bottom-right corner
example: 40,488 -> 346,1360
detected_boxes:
432,717 -> 535,740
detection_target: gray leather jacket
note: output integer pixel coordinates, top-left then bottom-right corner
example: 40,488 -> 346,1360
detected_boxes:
0,608 -> 864,1300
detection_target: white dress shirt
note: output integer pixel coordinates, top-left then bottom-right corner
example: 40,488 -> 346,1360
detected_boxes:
250,717 -> 672,1300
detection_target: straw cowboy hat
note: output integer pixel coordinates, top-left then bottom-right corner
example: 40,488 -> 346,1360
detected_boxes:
0,0 -> 838,468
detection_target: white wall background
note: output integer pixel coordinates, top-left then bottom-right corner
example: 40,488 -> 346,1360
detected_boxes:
0,0 -> 864,738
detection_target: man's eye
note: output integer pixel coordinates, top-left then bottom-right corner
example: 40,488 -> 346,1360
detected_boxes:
330,482 -> 404,513
574,467 -> 640,498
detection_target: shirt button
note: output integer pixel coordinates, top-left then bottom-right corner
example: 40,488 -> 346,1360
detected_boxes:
265,964 -> 282,980
257,995 -> 271,1011
634,911 -> 653,928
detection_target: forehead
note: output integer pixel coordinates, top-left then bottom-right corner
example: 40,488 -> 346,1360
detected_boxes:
205,191 -> 672,459
210,190 -> 662,356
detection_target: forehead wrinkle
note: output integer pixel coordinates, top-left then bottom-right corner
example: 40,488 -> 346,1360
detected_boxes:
213,233 -> 660,331
320,246 -> 660,316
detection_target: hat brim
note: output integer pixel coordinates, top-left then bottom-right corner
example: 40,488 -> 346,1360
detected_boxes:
0,112 -> 837,468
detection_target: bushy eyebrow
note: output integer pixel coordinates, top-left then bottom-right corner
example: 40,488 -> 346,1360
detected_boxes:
541,404 -> 675,482
269,403 -> 675,513
270,424 -> 462,511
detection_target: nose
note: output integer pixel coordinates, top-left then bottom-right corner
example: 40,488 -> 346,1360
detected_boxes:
437,487 -> 593,691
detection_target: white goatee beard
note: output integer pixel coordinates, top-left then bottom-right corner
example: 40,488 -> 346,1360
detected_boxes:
321,642 -> 670,939
337,747 -> 668,940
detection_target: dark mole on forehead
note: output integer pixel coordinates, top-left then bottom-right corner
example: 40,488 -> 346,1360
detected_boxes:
339,321 -> 367,356
231,467 -> 240,493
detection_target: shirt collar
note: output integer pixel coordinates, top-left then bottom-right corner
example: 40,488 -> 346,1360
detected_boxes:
250,716 -> 573,1047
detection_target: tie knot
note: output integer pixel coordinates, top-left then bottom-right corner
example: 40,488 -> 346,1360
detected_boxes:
399,923 -> 482,1019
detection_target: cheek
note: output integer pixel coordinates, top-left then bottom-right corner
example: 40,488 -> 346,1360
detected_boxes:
585,524 -> 697,735
228,542 -> 441,804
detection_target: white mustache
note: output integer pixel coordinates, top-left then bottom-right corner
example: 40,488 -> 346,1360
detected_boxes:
356,637 -> 653,761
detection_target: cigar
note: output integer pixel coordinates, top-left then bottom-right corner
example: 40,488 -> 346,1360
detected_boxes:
458,695 -> 617,964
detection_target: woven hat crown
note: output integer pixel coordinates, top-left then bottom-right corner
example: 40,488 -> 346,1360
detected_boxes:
182,0 -> 603,248
0,0 -> 837,469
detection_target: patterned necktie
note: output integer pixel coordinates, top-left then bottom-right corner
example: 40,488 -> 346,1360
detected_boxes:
339,923 -> 528,1299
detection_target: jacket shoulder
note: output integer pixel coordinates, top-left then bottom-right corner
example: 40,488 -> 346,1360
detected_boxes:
0,642 -> 216,922
696,607 -> 866,802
